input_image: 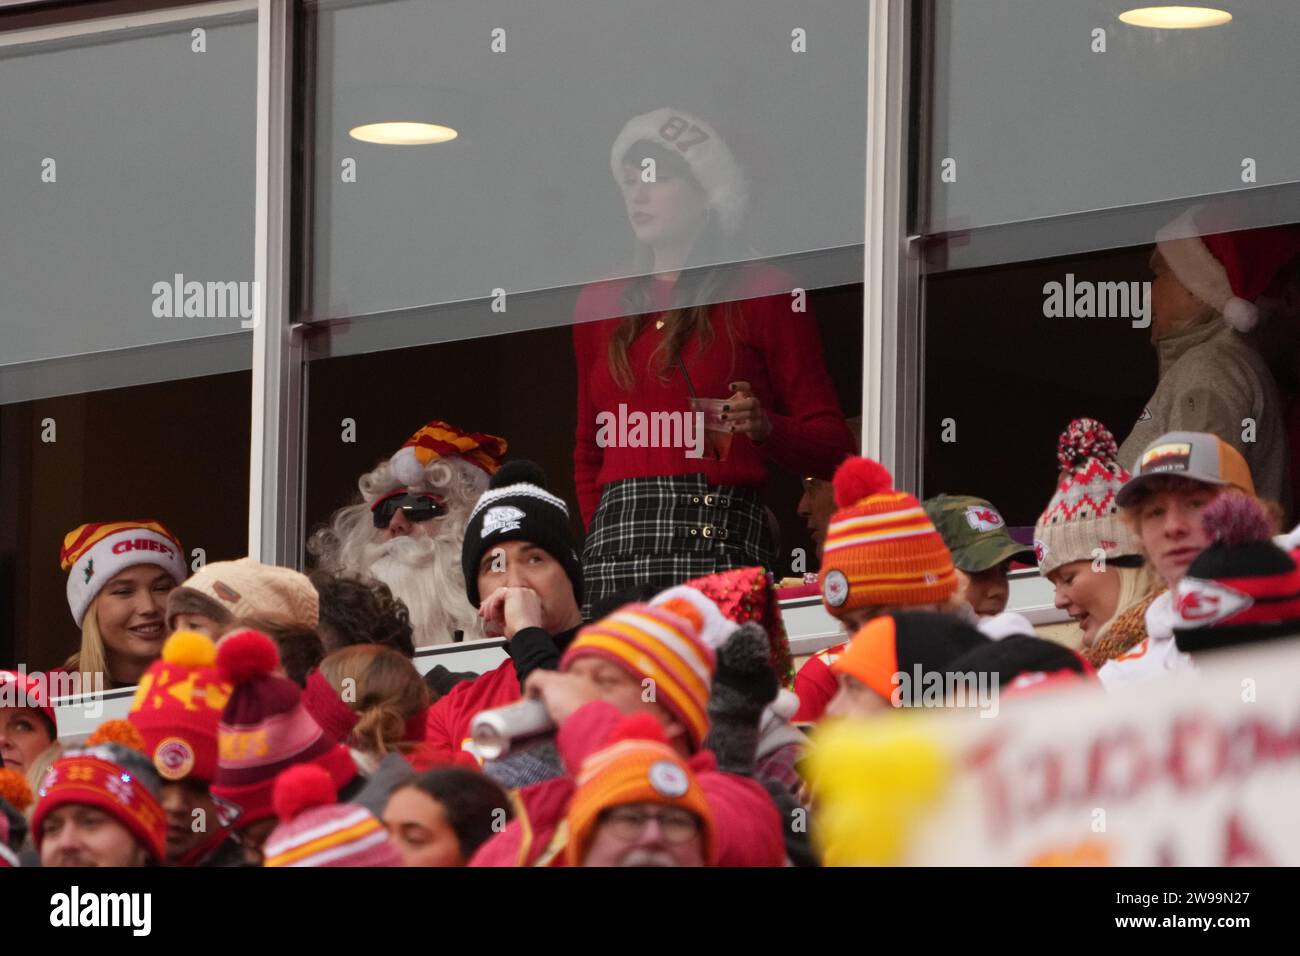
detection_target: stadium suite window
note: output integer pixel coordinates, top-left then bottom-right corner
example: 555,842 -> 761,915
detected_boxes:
301,280 -> 864,586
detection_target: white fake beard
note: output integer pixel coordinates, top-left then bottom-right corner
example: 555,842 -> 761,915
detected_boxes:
310,457 -> 489,648
362,530 -> 485,647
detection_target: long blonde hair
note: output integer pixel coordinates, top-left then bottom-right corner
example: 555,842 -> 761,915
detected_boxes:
1089,563 -> 1163,648
62,612 -> 110,691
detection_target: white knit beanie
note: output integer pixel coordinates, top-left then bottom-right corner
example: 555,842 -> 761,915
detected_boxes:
610,108 -> 749,235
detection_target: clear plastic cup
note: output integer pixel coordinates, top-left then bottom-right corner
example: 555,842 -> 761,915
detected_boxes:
689,397 -> 733,462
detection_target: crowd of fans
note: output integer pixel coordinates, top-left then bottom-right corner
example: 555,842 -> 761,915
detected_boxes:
3,410 -> 1299,868
4,110 -> 1300,869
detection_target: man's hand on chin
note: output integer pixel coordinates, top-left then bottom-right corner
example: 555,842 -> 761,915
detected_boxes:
480,585 -> 545,640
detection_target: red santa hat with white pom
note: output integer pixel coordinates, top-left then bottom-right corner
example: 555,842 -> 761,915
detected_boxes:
1155,209 -> 1300,332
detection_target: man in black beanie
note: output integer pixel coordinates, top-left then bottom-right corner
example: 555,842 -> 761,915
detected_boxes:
424,461 -> 586,768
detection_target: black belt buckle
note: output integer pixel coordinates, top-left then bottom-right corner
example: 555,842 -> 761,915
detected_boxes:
703,493 -> 731,509
702,524 -> 729,540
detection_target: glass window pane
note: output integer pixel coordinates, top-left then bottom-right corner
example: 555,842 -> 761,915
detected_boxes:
305,0 -> 868,326
0,6 -> 255,678
0,7 -> 257,392
923,0 -> 1300,264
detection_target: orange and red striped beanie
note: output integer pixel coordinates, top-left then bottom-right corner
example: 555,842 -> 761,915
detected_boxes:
561,603 -> 715,752
818,458 -> 957,619
387,419 -> 507,487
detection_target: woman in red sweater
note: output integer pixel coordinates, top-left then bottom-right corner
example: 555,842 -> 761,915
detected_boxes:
574,107 -> 855,617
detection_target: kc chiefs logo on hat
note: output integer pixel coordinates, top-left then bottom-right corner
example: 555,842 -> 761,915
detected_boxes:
823,569 -> 849,607
1176,577 -> 1253,627
153,737 -> 196,780
964,506 -> 1005,533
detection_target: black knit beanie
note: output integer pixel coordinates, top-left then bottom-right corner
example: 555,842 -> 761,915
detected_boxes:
461,460 -> 583,609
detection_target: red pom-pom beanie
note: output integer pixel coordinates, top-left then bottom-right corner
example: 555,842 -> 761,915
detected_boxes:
818,456 -> 957,619
210,630 -> 358,827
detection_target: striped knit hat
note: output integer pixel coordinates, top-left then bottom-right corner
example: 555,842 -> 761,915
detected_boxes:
388,419 -> 508,488
32,743 -> 167,861
561,603 -> 715,752
210,630 -> 358,827
1174,493 -> 1300,652
128,631 -> 231,783
566,713 -> 714,866
1033,418 -> 1142,576
60,520 -> 187,627
818,457 -> 957,619
263,764 -> 400,867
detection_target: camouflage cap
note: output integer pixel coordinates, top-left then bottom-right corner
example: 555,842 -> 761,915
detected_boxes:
922,494 -> 1035,574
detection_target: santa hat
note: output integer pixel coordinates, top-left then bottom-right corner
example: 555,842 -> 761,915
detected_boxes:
32,742 -> 167,862
210,630 -> 358,826
1156,209 -> 1300,332
562,603 -> 715,752
1033,418 -> 1142,575
387,419 -> 508,489
565,714 -> 715,867
262,764 -> 400,867
0,669 -> 57,738
60,520 -> 187,627
1174,493 -> 1300,652
610,108 -> 749,235
127,631 -> 231,782
818,457 -> 957,618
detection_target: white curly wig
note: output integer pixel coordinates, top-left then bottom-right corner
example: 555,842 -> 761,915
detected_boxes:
309,455 -> 491,647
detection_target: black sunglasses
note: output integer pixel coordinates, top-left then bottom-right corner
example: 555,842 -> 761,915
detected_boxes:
371,491 -> 448,528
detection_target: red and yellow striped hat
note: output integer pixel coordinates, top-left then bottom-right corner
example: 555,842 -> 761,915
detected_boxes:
387,419 -> 507,487
818,457 -> 957,619
561,603 -> 715,752
60,520 -> 187,627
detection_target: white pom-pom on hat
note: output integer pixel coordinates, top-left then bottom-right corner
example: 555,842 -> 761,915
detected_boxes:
1221,296 -> 1259,332
650,585 -> 733,649
388,446 -> 425,488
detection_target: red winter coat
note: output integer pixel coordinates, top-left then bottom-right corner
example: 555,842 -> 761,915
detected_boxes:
793,641 -> 846,723
423,659 -> 523,768
469,700 -> 787,867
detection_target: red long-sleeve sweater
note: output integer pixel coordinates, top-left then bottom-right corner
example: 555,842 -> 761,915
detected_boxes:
469,700 -> 787,867
572,266 -> 856,527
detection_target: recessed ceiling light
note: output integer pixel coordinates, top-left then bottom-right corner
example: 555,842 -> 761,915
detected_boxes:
348,122 -> 459,145
1119,6 -> 1232,29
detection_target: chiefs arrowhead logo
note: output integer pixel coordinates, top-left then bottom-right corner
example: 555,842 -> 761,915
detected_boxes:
1033,538 -> 1048,565
964,506 -> 1005,533
1175,577 -> 1253,627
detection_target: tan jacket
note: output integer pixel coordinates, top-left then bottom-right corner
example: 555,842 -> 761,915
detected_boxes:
1118,317 -> 1289,512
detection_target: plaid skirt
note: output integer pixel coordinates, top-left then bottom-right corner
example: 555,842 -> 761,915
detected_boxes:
581,474 -> 775,620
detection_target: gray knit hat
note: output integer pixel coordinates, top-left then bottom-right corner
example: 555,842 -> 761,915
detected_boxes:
1033,418 -> 1142,575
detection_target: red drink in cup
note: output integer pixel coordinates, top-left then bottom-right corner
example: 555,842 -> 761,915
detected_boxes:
689,397 -> 733,462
